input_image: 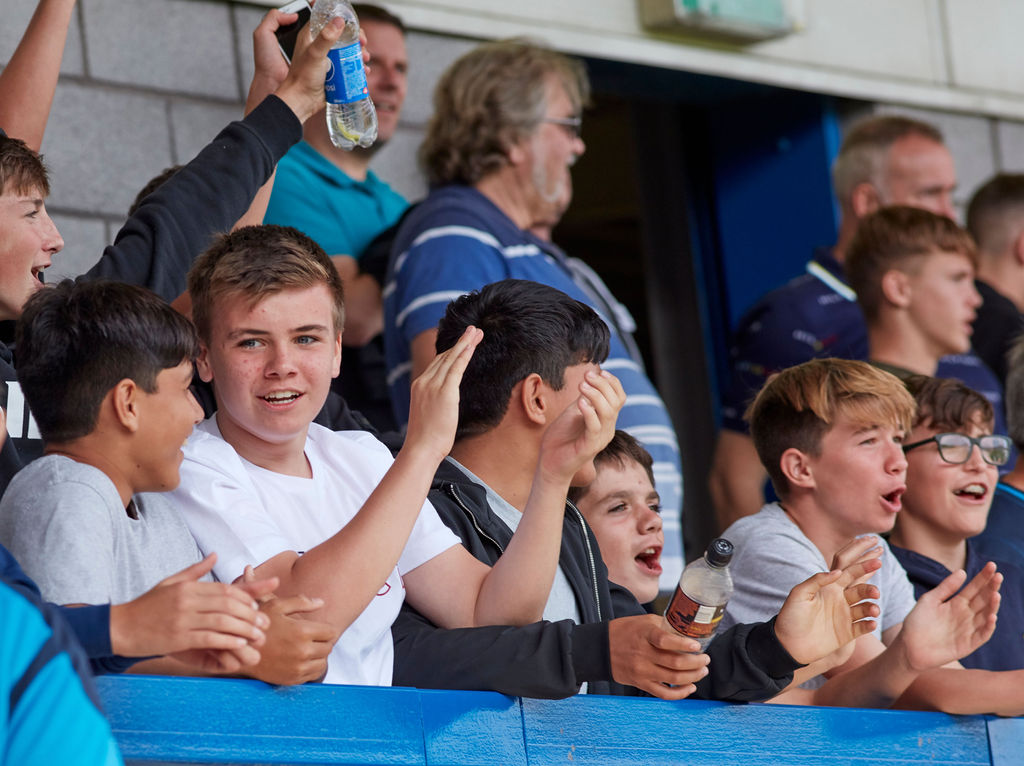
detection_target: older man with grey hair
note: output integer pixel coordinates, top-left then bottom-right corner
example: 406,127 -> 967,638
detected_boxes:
382,39 -> 684,583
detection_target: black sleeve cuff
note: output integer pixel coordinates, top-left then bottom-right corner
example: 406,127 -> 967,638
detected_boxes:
750,615 -> 806,678
569,620 -> 612,683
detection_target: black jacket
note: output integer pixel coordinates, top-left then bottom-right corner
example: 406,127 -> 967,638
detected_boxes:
392,459 -> 801,700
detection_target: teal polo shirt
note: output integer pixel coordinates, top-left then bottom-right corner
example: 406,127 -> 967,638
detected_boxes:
264,141 -> 408,260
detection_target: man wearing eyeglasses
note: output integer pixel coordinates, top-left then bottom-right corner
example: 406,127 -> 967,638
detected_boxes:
383,40 -> 685,587
889,374 -> 1023,672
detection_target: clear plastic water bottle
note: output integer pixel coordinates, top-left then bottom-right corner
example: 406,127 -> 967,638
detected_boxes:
663,538 -> 734,651
310,0 -> 378,150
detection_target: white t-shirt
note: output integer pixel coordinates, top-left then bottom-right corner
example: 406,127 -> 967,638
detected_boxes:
168,417 -> 460,686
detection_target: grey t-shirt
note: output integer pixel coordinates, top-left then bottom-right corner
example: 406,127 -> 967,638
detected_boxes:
720,502 -> 916,687
0,455 -> 203,605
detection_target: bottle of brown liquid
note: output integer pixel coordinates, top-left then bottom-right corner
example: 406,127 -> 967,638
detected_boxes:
663,538 -> 734,651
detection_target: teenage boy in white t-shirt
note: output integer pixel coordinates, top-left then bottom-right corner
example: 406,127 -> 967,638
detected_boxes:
170,224 -> 625,685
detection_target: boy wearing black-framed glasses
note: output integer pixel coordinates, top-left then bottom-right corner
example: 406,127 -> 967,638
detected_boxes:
889,374 -> 1024,671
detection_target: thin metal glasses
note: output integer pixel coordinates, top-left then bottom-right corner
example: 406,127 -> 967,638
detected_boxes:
542,115 -> 582,138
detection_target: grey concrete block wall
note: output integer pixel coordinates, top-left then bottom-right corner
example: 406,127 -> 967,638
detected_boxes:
82,0 -> 239,100
0,0 -> 438,279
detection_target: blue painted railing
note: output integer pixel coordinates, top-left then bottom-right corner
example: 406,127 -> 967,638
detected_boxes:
97,675 -> 1024,765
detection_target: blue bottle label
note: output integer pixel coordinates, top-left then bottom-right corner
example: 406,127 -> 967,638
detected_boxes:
324,42 -> 368,105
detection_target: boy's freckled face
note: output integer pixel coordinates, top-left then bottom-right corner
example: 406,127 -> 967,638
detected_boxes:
197,285 -> 341,456
803,414 -> 908,538
0,189 -> 63,320
135,360 -> 204,492
903,420 -> 998,541
575,459 -> 663,604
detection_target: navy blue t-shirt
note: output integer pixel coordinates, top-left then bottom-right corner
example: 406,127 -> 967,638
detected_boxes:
973,482 -> 1024,563
891,541 -> 1024,671
720,250 -> 1009,442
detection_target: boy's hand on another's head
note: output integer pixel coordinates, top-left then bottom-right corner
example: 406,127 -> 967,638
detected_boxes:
404,326 -> 482,464
774,537 -> 884,665
538,370 -> 625,484
109,554 -> 271,669
895,561 -> 1001,673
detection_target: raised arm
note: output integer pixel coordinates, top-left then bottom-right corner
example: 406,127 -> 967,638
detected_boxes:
0,0 -> 77,149
85,14 -> 346,302
403,370 -> 626,628
249,327 -> 482,635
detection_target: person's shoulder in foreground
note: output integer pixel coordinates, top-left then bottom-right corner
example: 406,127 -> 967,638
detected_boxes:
1,574 -> 122,766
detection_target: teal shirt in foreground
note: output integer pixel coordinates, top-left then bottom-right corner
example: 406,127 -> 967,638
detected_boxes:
264,141 -> 408,260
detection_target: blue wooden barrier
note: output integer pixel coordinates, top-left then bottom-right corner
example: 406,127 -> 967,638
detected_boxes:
97,675 -> 1016,766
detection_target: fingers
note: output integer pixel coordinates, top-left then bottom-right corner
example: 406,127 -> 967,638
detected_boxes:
579,370 -> 625,420
830,535 -> 882,572
958,561 -> 1000,604
925,568 -> 969,604
837,557 -> 883,588
647,627 -> 702,654
305,15 -> 345,58
159,553 -> 217,586
234,575 -> 280,603
418,326 -> 481,386
844,582 -> 879,606
849,617 -> 878,640
789,568 -> 842,600
269,593 -> 326,617
257,7 -> 297,36
848,599 -> 880,623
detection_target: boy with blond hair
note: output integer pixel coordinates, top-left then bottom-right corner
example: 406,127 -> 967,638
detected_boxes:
720,358 -> 1021,714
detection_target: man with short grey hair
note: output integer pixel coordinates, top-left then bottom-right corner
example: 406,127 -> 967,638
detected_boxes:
382,40 -> 685,583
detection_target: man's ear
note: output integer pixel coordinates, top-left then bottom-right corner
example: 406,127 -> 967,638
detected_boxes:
506,131 -> 530,168
880,268 -> 912,309
779,447 -> 816,490
195,343 -> 214,383
331,331 -> 342,380
1012,230 -> 1024,268
518,373 -> 548,426
110,379 -> 141,433
850,182 -> 883,218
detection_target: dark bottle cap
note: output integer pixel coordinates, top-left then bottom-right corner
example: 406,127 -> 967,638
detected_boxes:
705,537 -> 734,567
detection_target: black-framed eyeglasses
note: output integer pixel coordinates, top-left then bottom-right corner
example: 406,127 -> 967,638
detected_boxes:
902,432 -> 1012,466
542,115 -> 582,138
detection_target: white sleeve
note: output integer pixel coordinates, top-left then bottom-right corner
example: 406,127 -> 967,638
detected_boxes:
170,435 -> 293,584
397,497 -> 460,575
